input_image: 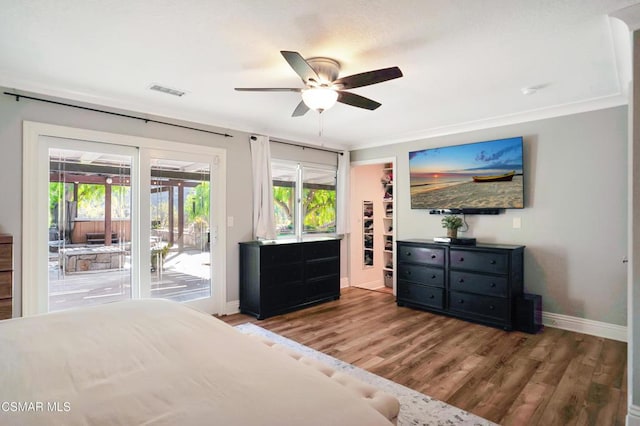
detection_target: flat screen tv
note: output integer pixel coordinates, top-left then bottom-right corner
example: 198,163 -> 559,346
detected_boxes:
409,136 -> 524,210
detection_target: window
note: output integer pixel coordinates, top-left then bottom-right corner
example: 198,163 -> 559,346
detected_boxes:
272,161 -> 298,236
272,160 -> 337,238
302,166 -> 337,234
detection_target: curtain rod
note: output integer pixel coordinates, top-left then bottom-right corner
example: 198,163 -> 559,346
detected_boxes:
3,91 -> 233,138
251,135 -> 343,155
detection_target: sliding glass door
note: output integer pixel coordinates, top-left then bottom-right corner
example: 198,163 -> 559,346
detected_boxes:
22,122 -> 225,316
147,152 -> 213,306
48,141 -> 136,312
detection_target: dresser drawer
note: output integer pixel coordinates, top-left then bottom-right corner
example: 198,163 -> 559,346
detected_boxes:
260,244 -> 303,266
0,272 -> 11,298
450,250 -> 507,274
307,276 -> 339,299
397,264 -> 444,288
449,291 -> 508,320
0,244 -> 11,271
449,271 -> 508,297
398,281 -> 444,309
262,281 -> 306,309
397,245 -> 445,266
305,258 -> 339,279
0,298 -> 11,320
262,265 -> 303,287
304,240 -> 339,260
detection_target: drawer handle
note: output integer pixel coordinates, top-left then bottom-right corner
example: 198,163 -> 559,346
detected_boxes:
431,275 -> 437,279
458,299 -> 464,304
490,260 -> 497,265
429,294 -> 435,299
490,282 -> 496,288
406,252 -> 412,257
406,270 -> 412,276
458,278 -> 464,284
431,254 -> 436,259
489,305 -> 495,310
459,257 -> 464,262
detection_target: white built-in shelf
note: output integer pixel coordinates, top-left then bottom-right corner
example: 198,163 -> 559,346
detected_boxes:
381,163 -> 395,289
363,200 -> 374,268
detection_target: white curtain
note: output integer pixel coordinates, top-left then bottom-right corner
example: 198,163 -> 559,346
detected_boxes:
250,135 -> 276,240
336,150 -> 350,234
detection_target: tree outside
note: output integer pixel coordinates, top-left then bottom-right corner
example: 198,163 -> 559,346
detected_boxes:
273,184 -> 336,235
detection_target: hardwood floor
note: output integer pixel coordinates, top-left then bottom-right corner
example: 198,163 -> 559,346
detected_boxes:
221,287 -> 627,426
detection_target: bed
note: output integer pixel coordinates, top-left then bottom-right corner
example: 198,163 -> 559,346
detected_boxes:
0,299 -> 398,425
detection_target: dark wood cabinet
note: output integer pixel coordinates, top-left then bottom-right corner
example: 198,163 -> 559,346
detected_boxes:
239,239 -> 341,319
397,239 -> 524,330
0,234 -> 13,320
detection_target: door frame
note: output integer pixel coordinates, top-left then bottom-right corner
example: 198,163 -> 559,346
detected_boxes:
22,121 -> 227,316
349,156 -> 397,294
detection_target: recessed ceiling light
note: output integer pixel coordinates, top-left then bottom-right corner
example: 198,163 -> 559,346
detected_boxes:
149,84 -> 186,97
521,87 -> 537,95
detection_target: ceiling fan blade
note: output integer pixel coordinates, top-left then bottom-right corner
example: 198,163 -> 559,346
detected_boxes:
291,100 -> 310,117
234,88 -> 301,92
333,66 -> 403,90
337,91 -> 381,110
280,51 -> 320,84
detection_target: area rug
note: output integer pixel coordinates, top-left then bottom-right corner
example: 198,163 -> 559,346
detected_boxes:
236,323 -> 496,426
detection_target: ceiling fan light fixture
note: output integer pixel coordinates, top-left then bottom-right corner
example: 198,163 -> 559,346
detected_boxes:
301,87 -> 338,112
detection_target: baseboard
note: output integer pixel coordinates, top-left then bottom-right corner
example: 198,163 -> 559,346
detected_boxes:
351,280 -> 384,291
224,300 -> 240,315
340,277 -> 350,289
542,311 -> 627,342
627,404 -> 640,426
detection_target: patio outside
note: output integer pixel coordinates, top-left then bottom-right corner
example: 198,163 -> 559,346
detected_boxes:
48,147 -> 212,312
48,246 -> 211,312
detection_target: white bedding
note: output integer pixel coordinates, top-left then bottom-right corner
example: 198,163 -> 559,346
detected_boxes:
0,299 -> 393,425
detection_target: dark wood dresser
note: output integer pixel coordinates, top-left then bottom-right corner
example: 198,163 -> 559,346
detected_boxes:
239,238 -> 340,319
397,239 -> 524,330
0,234 -> 13,320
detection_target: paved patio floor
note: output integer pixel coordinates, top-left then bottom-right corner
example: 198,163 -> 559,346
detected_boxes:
48,248 -> 211,312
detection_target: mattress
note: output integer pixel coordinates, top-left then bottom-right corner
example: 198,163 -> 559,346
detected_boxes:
0,299 -> 395,425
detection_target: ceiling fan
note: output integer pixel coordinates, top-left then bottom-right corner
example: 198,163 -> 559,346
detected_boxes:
235,51 -> 403,117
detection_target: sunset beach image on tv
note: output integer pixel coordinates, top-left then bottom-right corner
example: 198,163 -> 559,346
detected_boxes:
409,137 -> 524,209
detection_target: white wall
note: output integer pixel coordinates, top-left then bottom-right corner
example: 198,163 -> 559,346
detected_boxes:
351,106 -> 628,326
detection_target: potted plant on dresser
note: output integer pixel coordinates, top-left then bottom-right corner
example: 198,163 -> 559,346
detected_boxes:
441,215 -> 463,238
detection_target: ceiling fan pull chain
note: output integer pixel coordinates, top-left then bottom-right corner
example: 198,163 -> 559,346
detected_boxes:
318,111 -> 323,137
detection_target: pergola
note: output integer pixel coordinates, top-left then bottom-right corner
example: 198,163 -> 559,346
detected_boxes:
50,160 -> 208,247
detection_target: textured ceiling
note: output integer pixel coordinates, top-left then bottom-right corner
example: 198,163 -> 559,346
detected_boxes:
1,0 -> 638,150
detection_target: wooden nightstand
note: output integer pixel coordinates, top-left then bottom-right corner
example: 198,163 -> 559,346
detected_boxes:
0,234 -> 13,320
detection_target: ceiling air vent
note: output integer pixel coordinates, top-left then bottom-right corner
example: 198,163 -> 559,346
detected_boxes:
149,84 -> 186,97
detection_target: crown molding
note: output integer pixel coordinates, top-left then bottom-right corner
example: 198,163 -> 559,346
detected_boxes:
350,94 -> 628,150
610,3 -> 640,31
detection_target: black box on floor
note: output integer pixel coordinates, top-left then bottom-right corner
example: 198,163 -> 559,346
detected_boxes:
514,293 -> 542,333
